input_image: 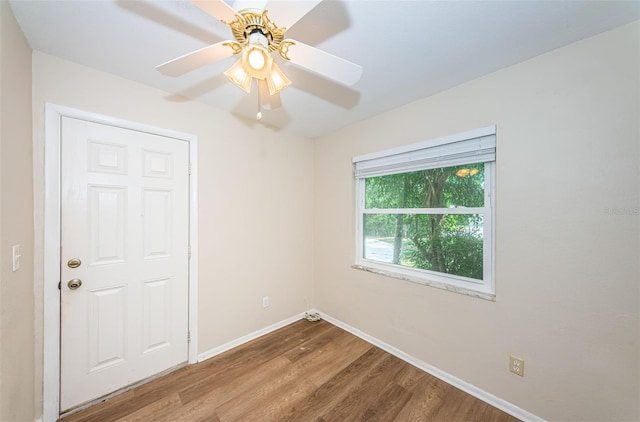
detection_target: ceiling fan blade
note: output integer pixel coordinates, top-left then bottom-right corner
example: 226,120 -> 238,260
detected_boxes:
263,0 -> 322,30
285,40 -> 362,86
190,0 -> 239,23
258,79 -> 282,110
232,1 -> 268,12
156,41 -> 235,77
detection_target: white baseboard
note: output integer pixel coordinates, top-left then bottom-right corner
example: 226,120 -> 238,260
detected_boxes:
314,309 -> 545,422
197,309 -> 543,422
198,312 -> 306,362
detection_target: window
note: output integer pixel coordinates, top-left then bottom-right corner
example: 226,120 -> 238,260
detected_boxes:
353,126 -> 496,299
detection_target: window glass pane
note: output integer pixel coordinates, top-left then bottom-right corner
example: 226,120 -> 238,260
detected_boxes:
365,163 -> 485,209
364,213 -> 484,280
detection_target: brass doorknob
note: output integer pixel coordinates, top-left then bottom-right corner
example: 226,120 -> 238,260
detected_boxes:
67,279 -> 82,290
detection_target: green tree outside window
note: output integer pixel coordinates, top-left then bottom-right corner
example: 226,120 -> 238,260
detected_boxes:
363,164 -> 485,280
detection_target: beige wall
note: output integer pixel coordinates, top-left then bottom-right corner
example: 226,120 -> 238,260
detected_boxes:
31,52 -> 314,418
313,22 -> 640,422
0,1 -> 35,421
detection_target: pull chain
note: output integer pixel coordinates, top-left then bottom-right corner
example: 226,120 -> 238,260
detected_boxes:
256,87 -> 263,120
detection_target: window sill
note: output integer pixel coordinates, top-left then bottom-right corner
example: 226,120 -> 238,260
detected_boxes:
351,264 -> 496,302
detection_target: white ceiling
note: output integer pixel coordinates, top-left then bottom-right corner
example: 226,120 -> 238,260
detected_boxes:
9,0 -> 640,139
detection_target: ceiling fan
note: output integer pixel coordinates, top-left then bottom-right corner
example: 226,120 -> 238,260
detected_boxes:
156,0 -> 363,119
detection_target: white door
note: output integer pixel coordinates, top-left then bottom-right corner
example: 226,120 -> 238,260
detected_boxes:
59,117 -> 190,412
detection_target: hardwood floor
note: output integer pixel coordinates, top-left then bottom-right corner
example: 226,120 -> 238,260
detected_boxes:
60,319 -> 519,422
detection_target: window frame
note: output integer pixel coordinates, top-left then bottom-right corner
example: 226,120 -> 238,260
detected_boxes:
353,127 -> 496,300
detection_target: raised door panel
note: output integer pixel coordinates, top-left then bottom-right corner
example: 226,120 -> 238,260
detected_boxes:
88,285 -> 127,372
88,186 -> 127,266
143,189 -> 172,259
142,278 -> 172,354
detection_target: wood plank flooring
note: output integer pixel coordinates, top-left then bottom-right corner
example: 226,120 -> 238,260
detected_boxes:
60,319 -> 519,422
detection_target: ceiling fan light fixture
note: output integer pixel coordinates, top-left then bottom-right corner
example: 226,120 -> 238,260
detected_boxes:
224,59 -> 252,93
455,168 -> 480,177
157,2 -> 364,113
266,62 -> 291,95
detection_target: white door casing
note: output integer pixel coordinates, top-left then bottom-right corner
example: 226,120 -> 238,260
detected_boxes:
41,104 -> 199,421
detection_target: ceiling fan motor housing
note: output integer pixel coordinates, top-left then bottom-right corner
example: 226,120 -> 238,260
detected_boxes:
248,30 -> 268,48
227,9 -> 292,60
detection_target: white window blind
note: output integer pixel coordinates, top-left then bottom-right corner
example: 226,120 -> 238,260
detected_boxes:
353,126 -> 496,179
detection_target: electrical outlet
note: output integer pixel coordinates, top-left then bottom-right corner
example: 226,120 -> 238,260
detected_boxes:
262,296 -> 269,308
509,355 -> 525,377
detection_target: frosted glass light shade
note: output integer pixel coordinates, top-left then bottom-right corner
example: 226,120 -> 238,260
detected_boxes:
225,46 -> 292,96
224,59 -> 252,93
266,62 -> 291,95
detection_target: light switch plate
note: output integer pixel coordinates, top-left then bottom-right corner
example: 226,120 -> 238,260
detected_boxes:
12,244 -> 21,272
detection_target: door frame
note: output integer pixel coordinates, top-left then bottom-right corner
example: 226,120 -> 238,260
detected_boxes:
42,103 -> 199,421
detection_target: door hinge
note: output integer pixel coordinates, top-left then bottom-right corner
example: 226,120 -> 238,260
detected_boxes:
188,246 -> 191,259
188,330 -> 191,344
188,163 -> 192,175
